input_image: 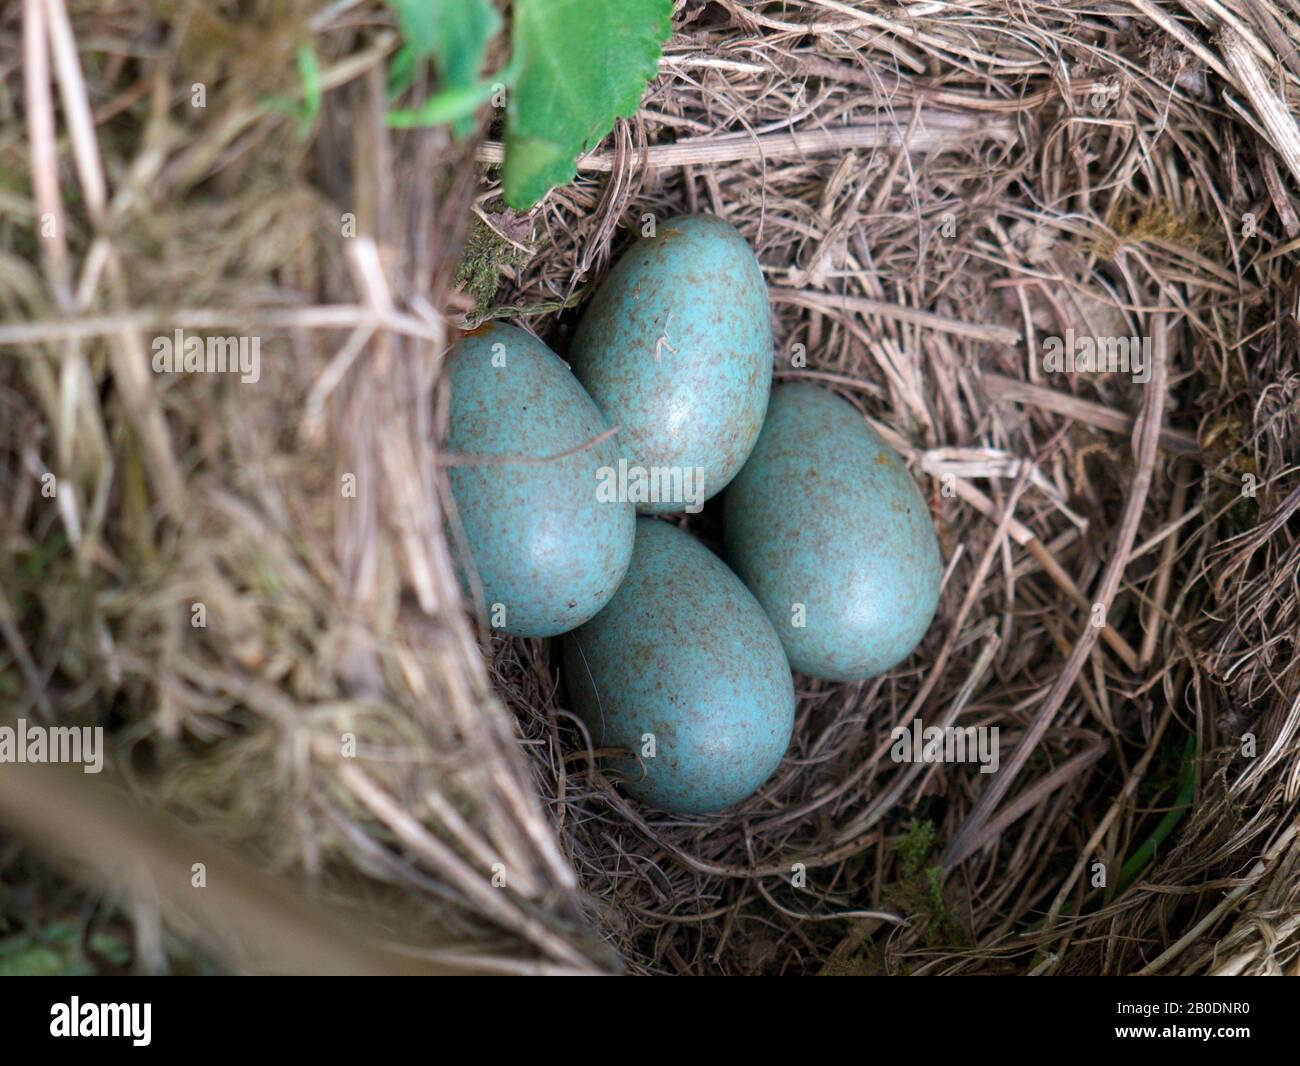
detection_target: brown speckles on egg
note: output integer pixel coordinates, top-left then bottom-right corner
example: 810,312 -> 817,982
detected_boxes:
562,518 -> 795,815
723,382 -> 943,682
569,214 -> 773,515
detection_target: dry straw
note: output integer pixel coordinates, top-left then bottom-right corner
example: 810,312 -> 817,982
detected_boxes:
1,0 -> 1297,975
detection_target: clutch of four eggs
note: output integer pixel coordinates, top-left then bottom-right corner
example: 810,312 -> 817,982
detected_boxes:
445,215 -> 942,813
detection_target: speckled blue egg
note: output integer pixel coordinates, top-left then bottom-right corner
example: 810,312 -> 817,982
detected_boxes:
445,322 -> 635,638
570,214 -> 772,514
723,383 -> 942,681
562,518 -> 795,814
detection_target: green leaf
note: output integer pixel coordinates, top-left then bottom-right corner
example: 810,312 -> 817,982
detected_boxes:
385,0 -> 502,139
387,40 -> 422,97
296,44 -> 322,131
262,43 -> 323,137
389,80 -> 501,130
503,0 -> 672,209
389,51 -> 522,130
1116,734 -> 1196,892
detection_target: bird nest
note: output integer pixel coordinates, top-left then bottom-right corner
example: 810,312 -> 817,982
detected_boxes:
1,0 -> 1298,976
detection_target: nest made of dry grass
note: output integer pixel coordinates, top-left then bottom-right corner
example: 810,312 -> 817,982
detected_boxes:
1,0 -> 1298,976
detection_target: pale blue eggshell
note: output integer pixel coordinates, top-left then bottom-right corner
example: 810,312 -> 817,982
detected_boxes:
445,322 -> 635,638
723,383 -> 942,681
570,214 -> 772,514
563,518 -> 795,814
